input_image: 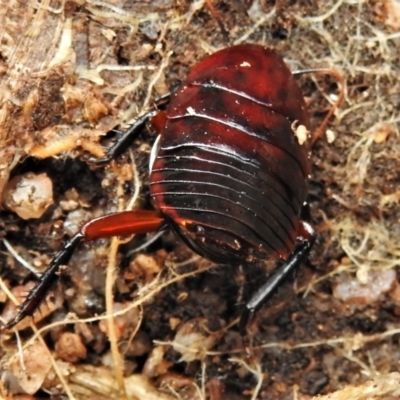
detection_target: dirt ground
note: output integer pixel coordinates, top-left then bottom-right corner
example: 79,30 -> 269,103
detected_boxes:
0,0 -> 400,399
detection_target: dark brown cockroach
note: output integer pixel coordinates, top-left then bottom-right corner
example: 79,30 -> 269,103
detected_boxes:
3,44 -> 333,332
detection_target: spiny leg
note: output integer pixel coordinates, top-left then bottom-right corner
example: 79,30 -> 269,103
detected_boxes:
3,233 -> 84,330
90,94 -> 170,165
3,211 -> 165,330
239,221 -> 316,334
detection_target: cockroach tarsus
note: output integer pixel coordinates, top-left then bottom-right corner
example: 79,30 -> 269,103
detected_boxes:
3,43 -> 344,333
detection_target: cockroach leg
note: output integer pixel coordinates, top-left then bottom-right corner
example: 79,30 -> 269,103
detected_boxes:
2,211 -> 165,330
239,221 -> 316,334
2,232 -> 84,331
89,93 -> 171,165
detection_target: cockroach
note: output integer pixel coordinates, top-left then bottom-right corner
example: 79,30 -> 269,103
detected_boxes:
2,43 -> 343,332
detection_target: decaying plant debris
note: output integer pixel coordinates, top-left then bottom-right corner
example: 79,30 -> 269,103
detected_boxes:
0,0 -> 399,399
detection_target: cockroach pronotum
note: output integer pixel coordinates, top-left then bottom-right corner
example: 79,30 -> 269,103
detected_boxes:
2,43 -> 343,333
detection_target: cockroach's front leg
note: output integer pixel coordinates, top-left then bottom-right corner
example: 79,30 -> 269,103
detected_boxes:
3,210 -> 165,330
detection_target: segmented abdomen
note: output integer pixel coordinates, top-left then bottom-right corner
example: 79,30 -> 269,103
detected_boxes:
150,44 -> 310,265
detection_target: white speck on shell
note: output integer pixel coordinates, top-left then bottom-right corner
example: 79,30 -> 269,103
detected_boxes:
240,61 -> 251,67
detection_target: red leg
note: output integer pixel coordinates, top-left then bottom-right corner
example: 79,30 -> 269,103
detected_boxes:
82,210 -> 165,240
2,211 -> 165,330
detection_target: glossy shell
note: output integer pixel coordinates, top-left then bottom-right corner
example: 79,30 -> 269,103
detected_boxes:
150,44 -> 311,265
